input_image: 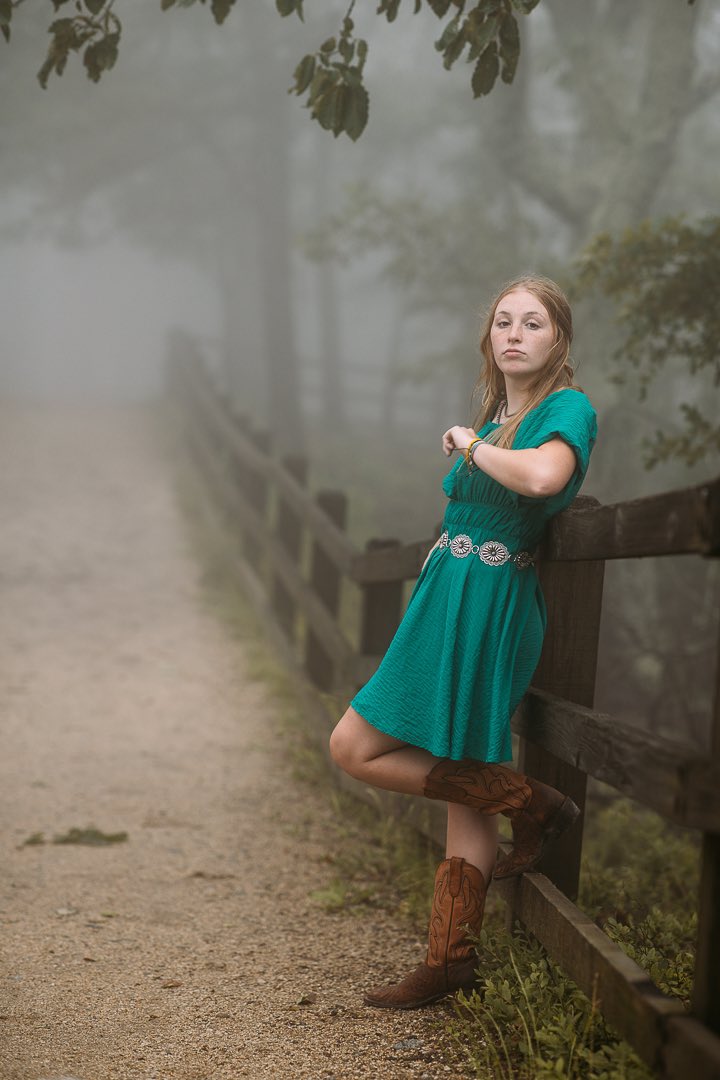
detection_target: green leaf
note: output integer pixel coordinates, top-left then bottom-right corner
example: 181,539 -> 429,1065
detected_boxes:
1,22 -> 8,42
338,35 -> 354,63
498,12 -> 519,83
276,0 -> 304,17
315,82 -> 341,132
465,11 -> 499,62
434,12 -> 462,53
344,83 -> 369,141
84,0 -> 106,15
440,23 -> 467,70
308,68 -> 333,104
210,0 -> 236,24
0,0 -> 12,27
319,36 -> 336,54
292,53 -> 315,94
377,0 -> 402,22
160,0 -> 178,9
511,0 -> 541,11
471,41 -> 499,97
83,32 -> 119,82
427,0 -> 453,15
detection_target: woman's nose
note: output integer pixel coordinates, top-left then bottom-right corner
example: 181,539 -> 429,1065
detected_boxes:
508,323 -> 523,341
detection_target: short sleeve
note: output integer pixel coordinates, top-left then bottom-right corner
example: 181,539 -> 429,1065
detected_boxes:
523,389 -> 597,478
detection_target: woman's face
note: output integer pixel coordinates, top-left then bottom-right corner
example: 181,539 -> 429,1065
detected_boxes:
490,289 -> 556,382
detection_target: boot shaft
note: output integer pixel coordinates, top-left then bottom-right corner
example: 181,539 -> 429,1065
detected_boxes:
424,759 -> 532,814
427,856 -> 487,969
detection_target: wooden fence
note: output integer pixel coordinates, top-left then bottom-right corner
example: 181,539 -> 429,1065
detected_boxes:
170,352 -> 720,1078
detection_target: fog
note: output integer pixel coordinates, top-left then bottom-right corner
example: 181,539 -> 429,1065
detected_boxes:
2,0 -> 719,746
4,3 -> 719,452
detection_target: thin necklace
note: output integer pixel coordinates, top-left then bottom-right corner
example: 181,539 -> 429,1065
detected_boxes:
499,400 -> 520,420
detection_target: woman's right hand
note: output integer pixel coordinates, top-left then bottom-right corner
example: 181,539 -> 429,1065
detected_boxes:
442,425 -> 476,457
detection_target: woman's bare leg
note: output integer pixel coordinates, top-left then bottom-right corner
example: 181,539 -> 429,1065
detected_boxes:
445,803 -> 498,881
329,706 -> 437,795
330,707 -> 500,876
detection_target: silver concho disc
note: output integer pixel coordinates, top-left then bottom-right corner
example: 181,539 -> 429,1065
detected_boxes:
449,534 -> 474,558
478,540 -> 510,566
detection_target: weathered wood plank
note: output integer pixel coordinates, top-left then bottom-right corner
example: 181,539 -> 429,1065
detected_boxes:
691,620 -> 720,1035
351,536 -> 436,584
305,490 -> 348,691
357,539 -> 404,680
494,871 -> 686,1070
270,462 -> 357,576
542,478 -> 720,561
186,412 -> 355,676
349,480 -> 720,584
513,689 -> 720,831
272,454 -> 308,638
180,357 -> 358,574
663,1014 -> 720,1078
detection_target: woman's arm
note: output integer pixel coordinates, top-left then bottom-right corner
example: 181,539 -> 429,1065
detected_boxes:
442,425 -> 577,498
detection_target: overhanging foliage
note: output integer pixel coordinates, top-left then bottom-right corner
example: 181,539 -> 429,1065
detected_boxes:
575,216 -> 720,468
4,0 -> 541,139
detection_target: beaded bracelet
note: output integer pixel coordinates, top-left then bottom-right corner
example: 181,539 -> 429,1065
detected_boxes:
464,437 -> 484,472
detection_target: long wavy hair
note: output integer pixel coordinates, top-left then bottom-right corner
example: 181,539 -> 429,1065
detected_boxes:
472,275 -> 581,448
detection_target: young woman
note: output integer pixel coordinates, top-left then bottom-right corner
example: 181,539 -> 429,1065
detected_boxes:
330,275 -> 597,1010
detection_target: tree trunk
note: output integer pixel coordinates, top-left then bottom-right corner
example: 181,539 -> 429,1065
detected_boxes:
244,5 -> 304,452
313,133 -> 345,430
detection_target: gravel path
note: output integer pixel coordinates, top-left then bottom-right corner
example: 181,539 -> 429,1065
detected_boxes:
0,407 -> 471,1080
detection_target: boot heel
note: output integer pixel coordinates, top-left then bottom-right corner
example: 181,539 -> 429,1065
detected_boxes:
549,796 -> 580,839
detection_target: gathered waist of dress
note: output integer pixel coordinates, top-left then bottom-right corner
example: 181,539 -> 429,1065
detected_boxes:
437,529 -> 536,570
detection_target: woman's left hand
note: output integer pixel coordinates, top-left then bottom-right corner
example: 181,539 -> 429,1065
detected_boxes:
442,425 -> 477,457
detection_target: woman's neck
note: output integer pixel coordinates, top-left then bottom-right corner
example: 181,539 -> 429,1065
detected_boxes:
502,387 -> 530,419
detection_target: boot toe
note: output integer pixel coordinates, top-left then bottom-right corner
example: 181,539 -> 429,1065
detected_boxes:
364,963 -> 446,1010
364,959 -> 479,1010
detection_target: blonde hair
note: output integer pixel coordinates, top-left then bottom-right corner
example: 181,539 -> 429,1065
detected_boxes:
472,275 -> 580,448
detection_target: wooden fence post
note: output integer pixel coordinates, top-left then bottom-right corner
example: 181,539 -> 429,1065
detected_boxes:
358,539 -> 404,675
517,503 -> 605,900
691,614 -> 720,1036
305,490 -> 348,690
272,455 -> 308,640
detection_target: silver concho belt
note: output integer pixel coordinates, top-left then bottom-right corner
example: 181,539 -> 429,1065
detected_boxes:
438,530 -> 535,569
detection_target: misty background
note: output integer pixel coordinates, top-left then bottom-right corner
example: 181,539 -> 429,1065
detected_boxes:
2,0 -> 719,748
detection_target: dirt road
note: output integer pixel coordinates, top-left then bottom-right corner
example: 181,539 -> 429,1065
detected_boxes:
0,407 -> 469,1080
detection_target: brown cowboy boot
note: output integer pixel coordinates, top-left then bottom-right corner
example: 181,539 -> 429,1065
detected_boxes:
423,760 -> 579,879
364,856 -> 486,1009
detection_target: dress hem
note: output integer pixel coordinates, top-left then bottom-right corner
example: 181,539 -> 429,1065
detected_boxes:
349,698 -> 512,765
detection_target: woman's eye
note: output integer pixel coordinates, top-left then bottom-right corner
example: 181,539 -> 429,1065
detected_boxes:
526,321 -> 540,330
495,320 -> 509,328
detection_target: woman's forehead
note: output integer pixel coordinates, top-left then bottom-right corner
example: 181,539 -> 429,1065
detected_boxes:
495,288 -> 550,316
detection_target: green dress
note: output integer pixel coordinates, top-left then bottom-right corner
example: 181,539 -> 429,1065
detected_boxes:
350,388 -> 598,763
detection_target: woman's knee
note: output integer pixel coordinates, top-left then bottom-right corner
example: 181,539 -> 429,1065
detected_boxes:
329,707 -> 390,777
332,712 -> 367,773
329,719 -> 355,773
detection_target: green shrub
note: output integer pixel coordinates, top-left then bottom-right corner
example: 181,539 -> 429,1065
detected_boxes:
580,793 -> 699,1006
449,795 -> 701,1076
449,927 -> 653,1079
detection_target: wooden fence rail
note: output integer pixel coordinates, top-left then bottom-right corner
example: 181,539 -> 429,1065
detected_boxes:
170,352 -> 720,1078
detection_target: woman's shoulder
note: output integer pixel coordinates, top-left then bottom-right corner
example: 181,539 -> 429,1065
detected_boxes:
533,387 -> 596,420
543,386 -> 594,407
